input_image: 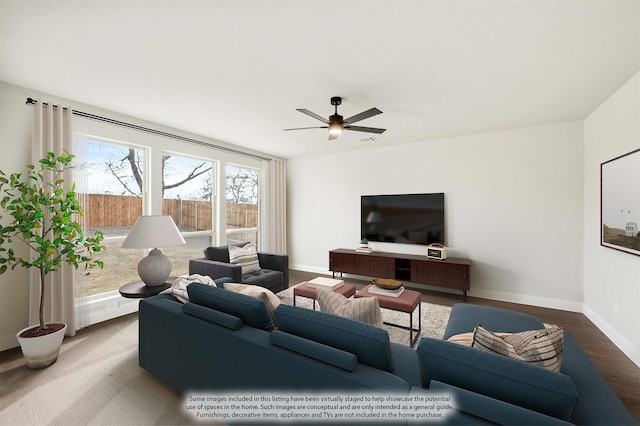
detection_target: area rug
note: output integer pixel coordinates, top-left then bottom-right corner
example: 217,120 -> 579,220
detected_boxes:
276,286 -> 451,347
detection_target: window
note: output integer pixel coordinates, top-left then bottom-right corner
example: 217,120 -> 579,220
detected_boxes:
71,118 -> 267,329
73,138 -> 146,298
225,164 -> 260,246
161,153 -> 217,276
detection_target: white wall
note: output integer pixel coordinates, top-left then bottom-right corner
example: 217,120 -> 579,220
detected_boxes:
0,83 -> 33,351
583,71 -> 640,366
288,122 -> 585,311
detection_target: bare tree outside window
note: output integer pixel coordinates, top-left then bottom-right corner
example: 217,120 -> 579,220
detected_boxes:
74,140 -> 146,297
74,141 -> 218,297
106,149 -> 211,198
162,154 -> 216,277
225,165 -> 260,246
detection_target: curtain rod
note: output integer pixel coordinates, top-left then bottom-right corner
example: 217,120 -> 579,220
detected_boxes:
25,97 -> 272,162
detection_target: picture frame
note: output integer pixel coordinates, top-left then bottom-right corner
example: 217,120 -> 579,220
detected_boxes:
600,148 -> 640,257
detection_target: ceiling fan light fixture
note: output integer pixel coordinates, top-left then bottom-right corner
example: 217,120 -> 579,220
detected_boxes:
284,96 -> 386,139
328,122 -> 343,135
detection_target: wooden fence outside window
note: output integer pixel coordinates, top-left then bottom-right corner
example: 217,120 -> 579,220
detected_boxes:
81,194 -> 258,231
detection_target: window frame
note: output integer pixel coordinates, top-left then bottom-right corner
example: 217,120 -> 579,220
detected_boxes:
71,118 -> 265,328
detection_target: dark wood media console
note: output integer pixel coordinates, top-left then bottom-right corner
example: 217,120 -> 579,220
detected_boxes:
329,248 -> 471,301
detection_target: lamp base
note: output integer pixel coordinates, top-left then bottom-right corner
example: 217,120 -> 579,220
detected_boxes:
138,248 -> 172,286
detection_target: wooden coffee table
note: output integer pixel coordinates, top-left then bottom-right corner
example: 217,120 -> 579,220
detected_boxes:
355,284 -> 422,347
293,281 -> 357,310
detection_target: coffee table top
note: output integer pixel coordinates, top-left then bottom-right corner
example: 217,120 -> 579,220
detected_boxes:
356,284 -> 421,312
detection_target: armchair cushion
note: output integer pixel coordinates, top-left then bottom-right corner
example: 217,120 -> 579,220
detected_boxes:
192,245 -> 289,293
228,242 -> 261,274
242,269 -> 285,293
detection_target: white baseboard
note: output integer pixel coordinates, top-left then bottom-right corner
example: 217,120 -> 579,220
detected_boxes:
583,305 -> 640,368
1,332 -> 19,351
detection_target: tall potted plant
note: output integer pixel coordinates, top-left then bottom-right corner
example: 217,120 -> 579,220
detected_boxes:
0,151 -> 105,369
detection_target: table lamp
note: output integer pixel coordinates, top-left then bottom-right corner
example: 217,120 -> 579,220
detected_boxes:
122,215 -> 186,286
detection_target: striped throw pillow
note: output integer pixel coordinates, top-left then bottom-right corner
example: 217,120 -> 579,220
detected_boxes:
228,243 -> 261,274
316,287 -> 383,327
472,325 -> 564,372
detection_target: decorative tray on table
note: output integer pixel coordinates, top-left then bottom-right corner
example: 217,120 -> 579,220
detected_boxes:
372,278 -> 403,290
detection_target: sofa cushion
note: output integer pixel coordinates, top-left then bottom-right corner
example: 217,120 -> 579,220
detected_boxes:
417,337 -> 577,421
270,330 -> 358,372
273,304 -> 395,373
183,302 -> 243,330
316,287 -> 383,326
228,242 -> 261,274
472,325 -> 564,372
187,282 -> 274,331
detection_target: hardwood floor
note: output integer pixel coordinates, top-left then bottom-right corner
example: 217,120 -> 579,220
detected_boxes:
0,313 -> 211,425
1,271 -> 638,425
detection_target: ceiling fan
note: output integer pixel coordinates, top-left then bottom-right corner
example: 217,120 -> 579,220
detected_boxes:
284,96 -> 386,140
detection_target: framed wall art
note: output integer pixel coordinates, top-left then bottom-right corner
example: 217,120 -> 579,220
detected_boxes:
600,148 -> 640,257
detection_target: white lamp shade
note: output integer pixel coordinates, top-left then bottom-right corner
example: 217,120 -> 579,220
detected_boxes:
122,215 -> 186,249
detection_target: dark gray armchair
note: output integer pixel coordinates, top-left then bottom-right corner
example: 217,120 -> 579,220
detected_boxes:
188,243 -> 289,294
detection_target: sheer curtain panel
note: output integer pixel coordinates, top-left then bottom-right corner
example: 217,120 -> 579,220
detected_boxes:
30,101 -> 78,335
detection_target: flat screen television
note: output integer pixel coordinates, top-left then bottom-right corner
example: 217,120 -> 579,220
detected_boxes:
361,193 -> 445,245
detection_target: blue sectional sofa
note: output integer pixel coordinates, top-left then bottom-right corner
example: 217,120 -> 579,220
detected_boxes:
418,304 -> 636,425
138,279 -> 636,425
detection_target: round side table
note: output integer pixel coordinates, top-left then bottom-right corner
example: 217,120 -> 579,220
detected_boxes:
119,280 -> 172,298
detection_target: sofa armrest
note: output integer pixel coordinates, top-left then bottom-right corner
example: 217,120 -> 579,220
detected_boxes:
411,382 -> 572,425
258,252 -> 289,288
189,258 -> 242,283
416,338 -> 577,421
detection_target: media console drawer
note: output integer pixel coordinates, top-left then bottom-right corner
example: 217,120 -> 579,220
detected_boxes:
329,248 -> 471,301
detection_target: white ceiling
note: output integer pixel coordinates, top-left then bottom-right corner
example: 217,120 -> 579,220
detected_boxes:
1,1 -> 638,159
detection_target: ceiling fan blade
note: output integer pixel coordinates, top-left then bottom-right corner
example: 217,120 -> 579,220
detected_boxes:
297,109 -> 329,124
284,126 -> 328,131
328,132 -> 339,141
344,125 -> 386,134
344,107 -> 382,125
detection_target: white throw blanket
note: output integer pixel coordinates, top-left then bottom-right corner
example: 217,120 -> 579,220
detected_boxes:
160,274 -> 217,303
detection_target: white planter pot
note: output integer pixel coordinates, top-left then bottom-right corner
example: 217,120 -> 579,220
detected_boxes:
16,323 -> 67,369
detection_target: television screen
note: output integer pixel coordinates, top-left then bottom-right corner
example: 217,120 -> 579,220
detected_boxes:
361,193 -> 445,245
